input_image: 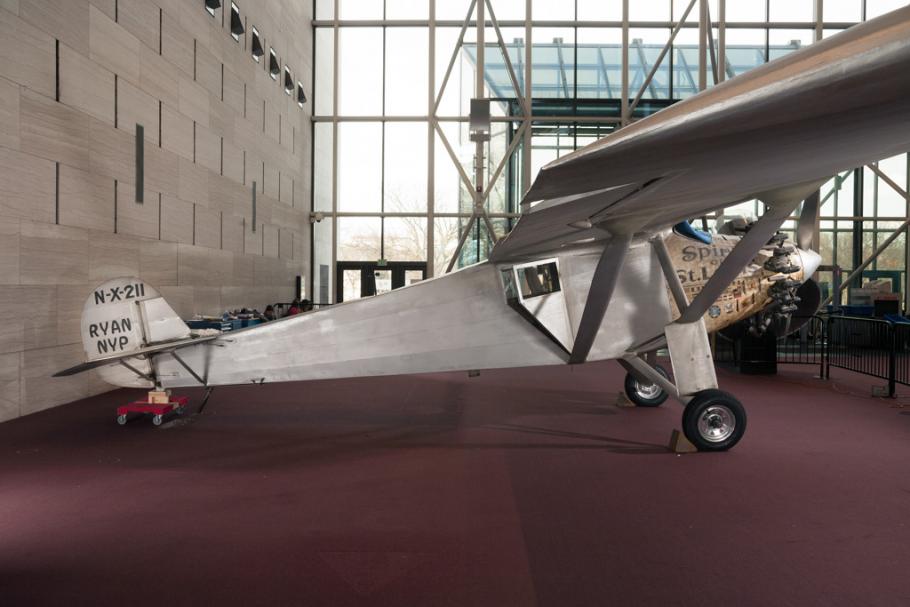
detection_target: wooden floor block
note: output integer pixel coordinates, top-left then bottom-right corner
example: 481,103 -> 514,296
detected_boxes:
615,392 -> 635,408
669,429 -> 698,453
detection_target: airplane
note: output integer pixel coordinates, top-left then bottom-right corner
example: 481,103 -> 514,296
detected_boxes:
56,7 -> 910,452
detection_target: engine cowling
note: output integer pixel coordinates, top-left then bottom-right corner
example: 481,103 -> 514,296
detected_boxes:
664,231 -> 821,336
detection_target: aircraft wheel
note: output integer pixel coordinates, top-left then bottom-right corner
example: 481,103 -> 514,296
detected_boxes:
624,364 -> 670,407
152,414 -> 163,426
682,389 -> 746,452
116,414 -> 128,426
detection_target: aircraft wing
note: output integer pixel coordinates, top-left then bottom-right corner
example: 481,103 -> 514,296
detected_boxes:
492,7 -> 910,262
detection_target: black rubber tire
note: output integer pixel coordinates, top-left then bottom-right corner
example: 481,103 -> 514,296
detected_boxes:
682,389 -> 747,452
624,364 -> 671,407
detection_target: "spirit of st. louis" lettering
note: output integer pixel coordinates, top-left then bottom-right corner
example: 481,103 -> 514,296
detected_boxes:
680,244 -> 731,263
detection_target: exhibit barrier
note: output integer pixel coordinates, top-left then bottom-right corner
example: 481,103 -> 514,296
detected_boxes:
713,315 -> 910,397
713,315 -> 826,372
888,321 -> 910,393
825,316 -> 894,394
778,316 -> 826,371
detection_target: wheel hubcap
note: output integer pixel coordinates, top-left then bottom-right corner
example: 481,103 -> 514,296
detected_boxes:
634,379 -> 662,399
697,405 -> 736,442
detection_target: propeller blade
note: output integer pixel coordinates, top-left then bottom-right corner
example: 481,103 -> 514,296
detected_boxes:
796,190 -> 820,250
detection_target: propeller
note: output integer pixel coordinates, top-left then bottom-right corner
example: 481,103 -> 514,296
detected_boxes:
796,190 -> 820,251
746,189 -> 824,337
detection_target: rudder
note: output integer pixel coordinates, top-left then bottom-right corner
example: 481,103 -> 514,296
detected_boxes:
81,277 -> 190,388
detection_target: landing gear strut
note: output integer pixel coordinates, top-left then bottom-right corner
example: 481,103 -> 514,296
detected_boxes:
622,350 -> 748,452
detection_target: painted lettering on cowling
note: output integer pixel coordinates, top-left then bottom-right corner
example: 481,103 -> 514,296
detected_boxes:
680,244 -> 731,263
665,232 -> 776,333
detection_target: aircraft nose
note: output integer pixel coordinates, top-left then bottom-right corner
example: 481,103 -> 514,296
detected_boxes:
798,247 -> 821,280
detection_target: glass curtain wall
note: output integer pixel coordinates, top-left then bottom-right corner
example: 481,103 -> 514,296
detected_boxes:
312,0 -> 910,306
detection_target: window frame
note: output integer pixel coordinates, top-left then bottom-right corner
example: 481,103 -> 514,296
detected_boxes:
230,2 -> 244,42
251,26 -> 263,62
513,259 -> 563,302
269,48 -> 280,80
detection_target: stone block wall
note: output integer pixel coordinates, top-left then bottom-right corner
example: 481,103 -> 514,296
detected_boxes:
0,0 -> 313,421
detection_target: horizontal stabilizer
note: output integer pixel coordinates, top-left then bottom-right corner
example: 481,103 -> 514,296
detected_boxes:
53,335 -> 219,377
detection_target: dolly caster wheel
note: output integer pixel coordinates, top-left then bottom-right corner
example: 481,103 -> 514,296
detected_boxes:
117,414 -> 128,426
152,414 -> 163,426
682,389 -> 746,452
624,364 -> 670,407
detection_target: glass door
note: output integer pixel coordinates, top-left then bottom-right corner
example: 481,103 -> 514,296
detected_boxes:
373,269 -> 393,295
336,262 -> 428,302
341,268 -> 362,303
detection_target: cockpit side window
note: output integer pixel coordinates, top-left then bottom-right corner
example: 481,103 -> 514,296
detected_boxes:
516,262 -> 561,299
501,269 -> 518,301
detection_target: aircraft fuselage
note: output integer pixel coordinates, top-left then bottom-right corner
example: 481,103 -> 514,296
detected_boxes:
94,232 -> 813,389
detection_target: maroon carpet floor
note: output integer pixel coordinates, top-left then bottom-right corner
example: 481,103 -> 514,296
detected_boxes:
2,361 -> 910,606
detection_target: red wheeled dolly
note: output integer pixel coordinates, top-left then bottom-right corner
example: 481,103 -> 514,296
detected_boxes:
117,395 -> 189,426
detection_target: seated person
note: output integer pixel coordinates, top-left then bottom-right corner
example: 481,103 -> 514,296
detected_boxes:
261,305 -> 276,321
286,299 -> 301,316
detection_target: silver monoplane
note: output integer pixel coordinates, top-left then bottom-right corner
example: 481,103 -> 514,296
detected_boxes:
57,8 -> 910,451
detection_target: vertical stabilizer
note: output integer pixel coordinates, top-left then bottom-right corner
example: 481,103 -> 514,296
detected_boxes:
81,277 -> 190,388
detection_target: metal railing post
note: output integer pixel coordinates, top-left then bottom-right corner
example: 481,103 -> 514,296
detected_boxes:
820,316 -> 826,378
889,323 -> 897,397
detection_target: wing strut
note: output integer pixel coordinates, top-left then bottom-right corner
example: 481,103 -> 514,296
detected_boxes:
651,234 -> 690,312
119,359 -> 156,384
171,351 -> 207,386
569,233 -> 632,364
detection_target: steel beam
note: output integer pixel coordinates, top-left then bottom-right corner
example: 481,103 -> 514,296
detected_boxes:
522,0 -> 532,199
433,0 -> 478,114
445,216 -> 477,273
477,121 -> 528,209
433,122 -> 475,195
313,20 -> 862,30
596,48 -> 613,98
312,115 -> 623,124
620,0 -> 629,126
427,0 -> 436,278
698,0 -> 707,91
718,0 -> 726,82
705,1 -> 719,85
627,0 -> 697,117
485,0 -> 529,116
822,163 -> 910,306
813,0 -> 824,42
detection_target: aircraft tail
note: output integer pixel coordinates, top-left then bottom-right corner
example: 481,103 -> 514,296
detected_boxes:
81,277 -> 190,388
